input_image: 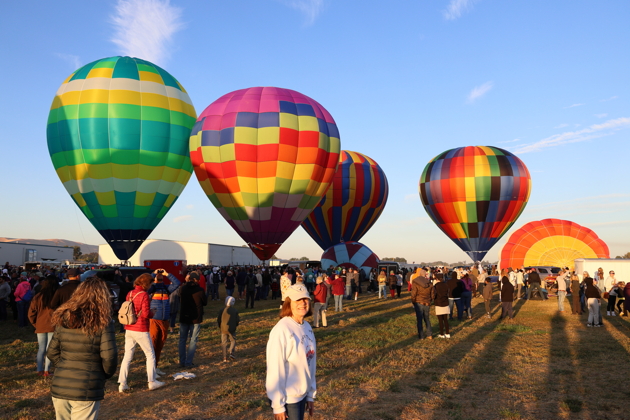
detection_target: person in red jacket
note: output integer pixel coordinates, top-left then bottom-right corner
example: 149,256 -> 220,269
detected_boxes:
118,274 -> 164,392
331,274 -> 345,312
312,276 -> 328,328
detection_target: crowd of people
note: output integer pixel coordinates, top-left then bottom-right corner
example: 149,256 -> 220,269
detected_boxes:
1,260 -> 628,420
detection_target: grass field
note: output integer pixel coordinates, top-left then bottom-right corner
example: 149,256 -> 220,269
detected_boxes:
1,287 -> 630,420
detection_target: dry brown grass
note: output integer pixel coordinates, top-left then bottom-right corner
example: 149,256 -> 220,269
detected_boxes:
2,288 -> 630,420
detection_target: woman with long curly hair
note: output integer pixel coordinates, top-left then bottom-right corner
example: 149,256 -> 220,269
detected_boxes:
47,276 -> 117,420
28,276 -> 59,376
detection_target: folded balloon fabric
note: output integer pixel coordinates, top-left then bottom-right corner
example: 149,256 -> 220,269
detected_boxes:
173,372 -> 196,380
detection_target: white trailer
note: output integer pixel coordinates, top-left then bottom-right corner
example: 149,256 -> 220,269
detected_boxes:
574,258 -> 630,282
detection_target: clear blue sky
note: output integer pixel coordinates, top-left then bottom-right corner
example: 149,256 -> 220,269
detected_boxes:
1,0 -> 628,263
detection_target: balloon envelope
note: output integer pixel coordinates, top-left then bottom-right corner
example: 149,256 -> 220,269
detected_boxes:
499,218 -> 609,271
46,56 -> 197,260
321,241 -> 379,277
419,146 -> 531,262
302,150 -> 388,250
189,87 -> 340,260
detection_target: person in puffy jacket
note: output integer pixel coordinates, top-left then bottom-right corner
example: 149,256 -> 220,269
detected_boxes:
14,275 -> 32,327
118,274 -> 164,392
148,269 -> 180,376
411,268 -> 433,339
47,277 -> 117,420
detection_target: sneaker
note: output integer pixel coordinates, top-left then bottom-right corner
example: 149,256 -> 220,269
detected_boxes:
229,354 -> 236,360
438,335 -> 445,338
223,358 -> 228,363
587,323 -> 592,327
155,368 -> 166,376
445,334 -> 451,339
607,311 -> 611,316
148,380 -> 165,390
611,312 -> 617,316
596,324 -> 603,327
486,314 -> 491,319
119,383 -> 129,393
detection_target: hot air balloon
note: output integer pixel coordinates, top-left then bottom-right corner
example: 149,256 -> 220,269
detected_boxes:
47,56 -> 197,260
419,146 -> 531,262
302,151 -> 388,251
498,219 -> 609,271
189,87 -> 340,260
321,241 -> 379,276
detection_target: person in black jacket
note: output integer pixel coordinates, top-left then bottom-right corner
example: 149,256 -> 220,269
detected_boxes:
500,277 -> 515,319
50,268 -> 81,310
433,274 -> 451,338
47,277 -> 117,420
179,272 -> 207,368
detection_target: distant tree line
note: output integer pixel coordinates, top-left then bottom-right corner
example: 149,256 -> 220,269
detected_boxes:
616,252 -> 630,259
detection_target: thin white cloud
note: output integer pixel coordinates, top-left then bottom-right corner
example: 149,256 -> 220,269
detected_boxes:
279,0 -> 324,25
513,117 -> 630,154
498,139 -> 521,144
527,194 -> 630,211
443,0 -> 478,20
174,215 -> 193,223
110,0 -> 184,66
55,53 -> 81,70
564,103 -> 584,109
467,81 -> 493,103
554,123 -> 569,129
404,193 -> 419,203
588,220 -> 630,227
595,113 -> 608,118
600,96 -> 618,102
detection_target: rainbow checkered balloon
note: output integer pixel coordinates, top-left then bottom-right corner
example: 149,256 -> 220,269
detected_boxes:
419,146 -> 531,262
302,151 -> 389,251
46,56 -> 197,260
189,87 -> 340,260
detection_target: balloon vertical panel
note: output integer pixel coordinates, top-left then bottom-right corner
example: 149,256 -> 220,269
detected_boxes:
47,56 -> 196,260
302,151 -> 389,251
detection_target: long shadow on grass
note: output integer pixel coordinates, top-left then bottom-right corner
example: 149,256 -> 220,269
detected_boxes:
543,314 -> 584,418
424,319 -> 521,420
337,307 -> 505,419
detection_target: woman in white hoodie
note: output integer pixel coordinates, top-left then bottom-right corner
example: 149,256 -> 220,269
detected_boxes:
266,284 -> 316,420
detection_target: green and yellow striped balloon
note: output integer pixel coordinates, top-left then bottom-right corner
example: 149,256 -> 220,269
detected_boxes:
46,56 -> 196,260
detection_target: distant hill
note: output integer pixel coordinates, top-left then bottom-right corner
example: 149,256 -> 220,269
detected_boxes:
0,238 -> 98,254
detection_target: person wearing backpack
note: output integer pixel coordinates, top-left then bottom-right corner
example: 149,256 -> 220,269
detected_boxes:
148,269 -> 180,376
118,274 -> 164,392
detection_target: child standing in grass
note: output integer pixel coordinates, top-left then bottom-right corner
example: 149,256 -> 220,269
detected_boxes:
217,296 -> 240,362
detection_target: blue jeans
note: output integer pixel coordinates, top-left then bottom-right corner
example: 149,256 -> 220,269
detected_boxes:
17,301 -> 29,327
285,397 -> 307,420
179,323 -> 201,367
412,302 -> 432,338
209,284 -> 219,300
226,288 -> 234,297
37,332 -> 54,372
334,294 -> 343,311
461,291 -> 472,317
449,298 -> 463,320
379,284 -> 387,298
557,290 -> 566,311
